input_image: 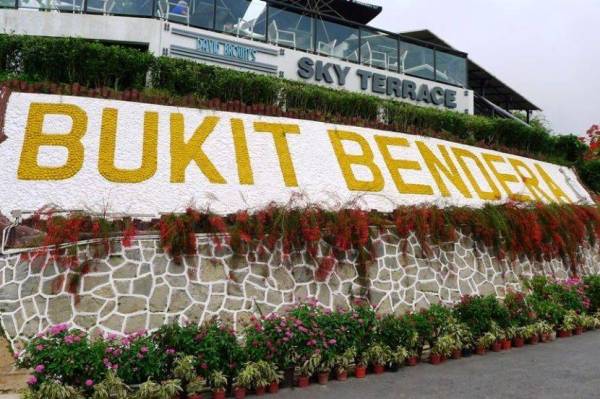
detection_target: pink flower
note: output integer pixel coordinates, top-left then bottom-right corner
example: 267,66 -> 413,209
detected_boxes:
328,339 -> 337,345
140,346 -> 149,354
85,379 -> 94,387
166,348 -> 176,355
35,345 -> 44,351
64,335 -> 75,344
27,375 -> 37,385
34,364 -> 45,373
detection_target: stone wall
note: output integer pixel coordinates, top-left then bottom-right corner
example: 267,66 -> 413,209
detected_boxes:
1,230 -> 599,350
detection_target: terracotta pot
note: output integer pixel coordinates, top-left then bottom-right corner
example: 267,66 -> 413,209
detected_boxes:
373,364 -> 385,374
268,382 -> 279,394
462,348 -> 473,358
354,365 -> 367,378
297,376 -> 310,388
212,390 -> 226,399
440,356 -> 447,363
318,372 -> 329,385
430,353 -> 442,365
501,339 -> 512,350
188,394 -> 203,399
233,387 -> 246,399
389,363 -> 401,372
336,370 -> 348,381
452,349 -> 462,360
557,329 -> 571,338
406,356 -> 418,366
528,335 -> 539,345
491,341 -> 502,352
513,337 -> 525,347
475,346 -> 486,355
255,386 -> 266,396
574,326 -> 584,335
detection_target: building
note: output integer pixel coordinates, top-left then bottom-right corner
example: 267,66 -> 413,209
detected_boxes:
0,0 -> 539,120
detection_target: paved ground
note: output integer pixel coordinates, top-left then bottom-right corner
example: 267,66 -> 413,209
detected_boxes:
281,331 -> 600,399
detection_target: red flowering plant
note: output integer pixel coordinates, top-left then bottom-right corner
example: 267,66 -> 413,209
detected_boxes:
581,124 -> 600,161
16,324 -> 108,392
503,291 -> 536,327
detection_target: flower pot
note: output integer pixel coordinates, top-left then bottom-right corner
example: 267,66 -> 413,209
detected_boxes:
440,356 -> 447,363
212,390 -> 226,399
513,337 -> 525,348
528,335 -> 539,345
501,339 -> 512,350
255,386 -> 266,396
462,348 -> 473,358
354,365 -> 367,378
430,353 -> 442,365
475,346 -> 486,355
318,372 -> 329,385
268,382 -> 279,394
297,376 -> 310,388
389,363 -> 401,372
373,364 -> 385,374
406,356 -> 418,366
188,394 -> 204,399
491,341 -> 502,352
574,326 -> 584,335
336,370 -> 348,381
451,349 -> 462,360
557,329 -> 571,338
233,387 -> 246,399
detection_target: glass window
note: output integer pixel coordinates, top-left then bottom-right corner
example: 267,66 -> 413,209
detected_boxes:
400,41 -> 434,80
157,0 -> 215,28
360,28 -> 398,72
0,0 -> 15,7
267,6 -> 313,51
86,0 -> 153,16
435,50 -> 467,87
19,0 -> 83,11
316,18 -> 359,63
216,0 -> 267,42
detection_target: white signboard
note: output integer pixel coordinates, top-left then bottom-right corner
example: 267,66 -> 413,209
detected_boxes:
0,93 -> 591,216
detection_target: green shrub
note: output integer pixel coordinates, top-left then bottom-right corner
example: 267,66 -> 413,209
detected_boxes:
578,159 -> 600,193
453,295 -> 510,338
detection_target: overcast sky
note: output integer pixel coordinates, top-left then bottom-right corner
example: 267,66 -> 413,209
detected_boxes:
367,0 -> 599,136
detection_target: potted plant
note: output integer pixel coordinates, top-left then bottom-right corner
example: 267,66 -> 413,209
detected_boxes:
430,335 -> 455,365
355,352 -> 369,379
476,332 -> 495,355
558,311 -> 577,338
186,377 -> 207,399
536,321 -> 554,342
259,361 -> 283,394
501,327 -> 517,350
233,363 -> 259,399
403,330 -> 420,366
134,380 -> 182,399
446,320 -> 472,359
365,343 -> 391,374
92,370 -> 130,399
512,327 -> 526,347
317,357 -> 335,385
489,322 -> 503,352
389,346 -> 408,372
522,325 -> 539,345
298,353 -> 320,388
334,347 -> 356,381
209,371 -> 227,399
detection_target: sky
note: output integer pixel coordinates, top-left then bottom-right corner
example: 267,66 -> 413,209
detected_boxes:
366,0 -> 600,136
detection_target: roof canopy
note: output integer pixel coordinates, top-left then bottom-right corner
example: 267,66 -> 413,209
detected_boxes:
401,30 -> 540,111
271,0 -> 382,25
